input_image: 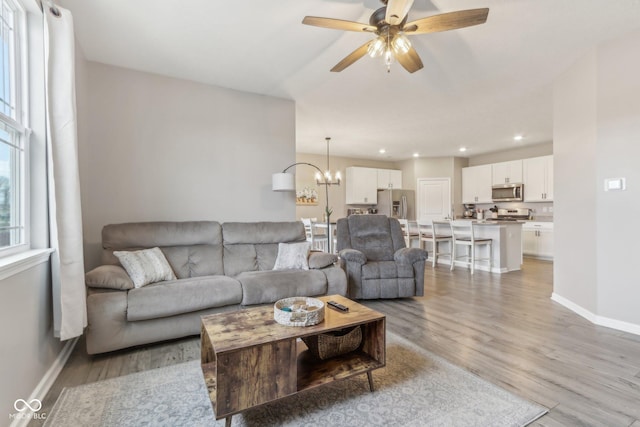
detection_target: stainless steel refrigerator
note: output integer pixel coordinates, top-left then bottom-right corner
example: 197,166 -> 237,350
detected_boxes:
376,189 -> 415,220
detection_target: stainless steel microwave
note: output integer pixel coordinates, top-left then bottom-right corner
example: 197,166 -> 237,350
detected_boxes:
492,184 -> 524,202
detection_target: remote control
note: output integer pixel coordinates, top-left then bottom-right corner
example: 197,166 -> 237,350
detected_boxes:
327,300 -> 349,312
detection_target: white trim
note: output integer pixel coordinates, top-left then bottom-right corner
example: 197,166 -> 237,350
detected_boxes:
0,248 -> 53,281
551,292 -> 640,336
9,337 -> 78,427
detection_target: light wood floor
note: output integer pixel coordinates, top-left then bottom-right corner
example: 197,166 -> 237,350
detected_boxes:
32,259 -> 640,426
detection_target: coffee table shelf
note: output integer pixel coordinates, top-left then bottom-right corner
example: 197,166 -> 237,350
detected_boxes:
201,295 -> 385,426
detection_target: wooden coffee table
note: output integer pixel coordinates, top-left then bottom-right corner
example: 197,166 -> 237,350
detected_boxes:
200,294 -> 385,426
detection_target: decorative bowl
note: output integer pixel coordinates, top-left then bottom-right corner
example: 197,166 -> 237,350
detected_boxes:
274,297 -> 325,327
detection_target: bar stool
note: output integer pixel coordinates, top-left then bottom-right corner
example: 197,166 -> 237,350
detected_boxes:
301,218 -> 328,252
449,220 -> 492,274
418,220 -> 453,268
398,219 -> 420,248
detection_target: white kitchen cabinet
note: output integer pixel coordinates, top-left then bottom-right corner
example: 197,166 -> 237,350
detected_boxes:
522,222 -> 553,259
492,160 -> 523,185
523,155 -> 553,202
346,167 -> 378,204
377,169 -> 402,189
462,165 -> 492,203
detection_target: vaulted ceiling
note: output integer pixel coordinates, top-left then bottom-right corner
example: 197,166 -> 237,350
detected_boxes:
59,0 -> 640,160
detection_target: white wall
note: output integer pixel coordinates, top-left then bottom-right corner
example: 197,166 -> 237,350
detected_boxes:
399,157 -> 466,217
595,31 -> 640,325
553,28 -> 640,331
79,63 -> 296,269
467,142 -> 553,166
553,51 -> 599,314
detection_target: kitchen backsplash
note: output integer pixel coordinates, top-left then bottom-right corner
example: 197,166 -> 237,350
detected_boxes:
473,202 -> 554,221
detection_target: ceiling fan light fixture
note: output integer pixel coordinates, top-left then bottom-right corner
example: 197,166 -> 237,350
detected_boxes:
384,48 -> 394,72
368,37 -> 386,58
392,33 -> 412,54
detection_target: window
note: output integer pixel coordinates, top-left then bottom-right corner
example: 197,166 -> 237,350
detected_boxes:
0,0 -> 26,254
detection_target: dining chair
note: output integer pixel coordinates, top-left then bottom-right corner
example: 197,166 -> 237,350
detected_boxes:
449,220 -> 492,274
418,220 -> 453,268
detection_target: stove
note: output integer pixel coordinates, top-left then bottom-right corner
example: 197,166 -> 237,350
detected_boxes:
490,208 -> 531,221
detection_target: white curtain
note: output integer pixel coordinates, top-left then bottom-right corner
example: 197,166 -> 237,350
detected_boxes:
44,5 -> 87,340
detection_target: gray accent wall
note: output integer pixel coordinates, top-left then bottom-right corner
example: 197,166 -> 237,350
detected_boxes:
79,63 -> 296,269
554,29 -> 640,329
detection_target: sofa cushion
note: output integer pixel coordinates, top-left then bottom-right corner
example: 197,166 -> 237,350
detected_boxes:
101,221 -> 224,278
85,265 -> 134,290
236,270 -> 327,306
127,275 -> 242,321
113,247 -> 177,288
222,222 -> 307,275
342,215 -> 401,261
273,242 -> 311,271
223,221 -> 306,244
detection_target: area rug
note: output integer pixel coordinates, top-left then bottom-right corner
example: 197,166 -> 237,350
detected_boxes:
44,333 -> 547,426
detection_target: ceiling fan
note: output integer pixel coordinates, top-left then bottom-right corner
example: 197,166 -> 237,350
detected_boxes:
302,0 -> 489,73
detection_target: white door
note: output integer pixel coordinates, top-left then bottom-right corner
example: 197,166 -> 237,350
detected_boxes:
417,178 -> 451,223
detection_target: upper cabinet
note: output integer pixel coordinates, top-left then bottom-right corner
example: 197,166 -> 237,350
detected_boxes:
346,167 -> 378,204
523,155 -> 553,202
462,165 -> 492,203
492,160 -> 523,185
377,169 -> 402,189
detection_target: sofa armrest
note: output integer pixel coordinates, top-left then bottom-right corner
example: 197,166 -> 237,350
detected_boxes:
394,247 -> 428,265
339,248 -> 367,265
308,251 -> 338,269
85,265 -> 134,290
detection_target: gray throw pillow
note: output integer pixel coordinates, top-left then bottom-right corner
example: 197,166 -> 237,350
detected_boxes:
273,242 -> 311,271
113,247 -> 176,288
85,265 -> 134,290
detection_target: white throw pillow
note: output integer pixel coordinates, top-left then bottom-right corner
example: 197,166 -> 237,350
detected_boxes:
113,247 -> 176,288
273,242 -> 311,271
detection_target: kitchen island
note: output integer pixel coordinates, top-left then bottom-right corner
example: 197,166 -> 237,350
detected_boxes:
410,220 -> 523,273
472,221 -> 523,273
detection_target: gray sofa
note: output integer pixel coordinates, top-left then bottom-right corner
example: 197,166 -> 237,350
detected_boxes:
85,221 -> 347,354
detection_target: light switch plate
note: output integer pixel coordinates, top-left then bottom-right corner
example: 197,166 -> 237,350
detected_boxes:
604,178 -> 626,191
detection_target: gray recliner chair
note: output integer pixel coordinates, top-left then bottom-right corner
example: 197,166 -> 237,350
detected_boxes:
336,215 -> 428,299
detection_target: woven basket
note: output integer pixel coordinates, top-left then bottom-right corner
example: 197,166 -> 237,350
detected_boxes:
274,297 -> 325,327
302,326 -> 363,360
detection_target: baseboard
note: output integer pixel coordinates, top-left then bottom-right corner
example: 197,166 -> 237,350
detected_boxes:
9,337 -> 78,427
551,293 -> 640,336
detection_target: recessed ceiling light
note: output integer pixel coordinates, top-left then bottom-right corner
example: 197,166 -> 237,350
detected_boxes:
514,135 -> 524,141
459,147 -> 467,152
413,153 -> 419,158
379,149 -> 386,154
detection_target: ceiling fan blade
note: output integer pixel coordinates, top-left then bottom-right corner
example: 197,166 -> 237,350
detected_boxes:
331,41 -> 372,72
394,45 -> 424,73
302,16 -> 376,33
385,0 -> 415,25
403,8 -> 489,35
